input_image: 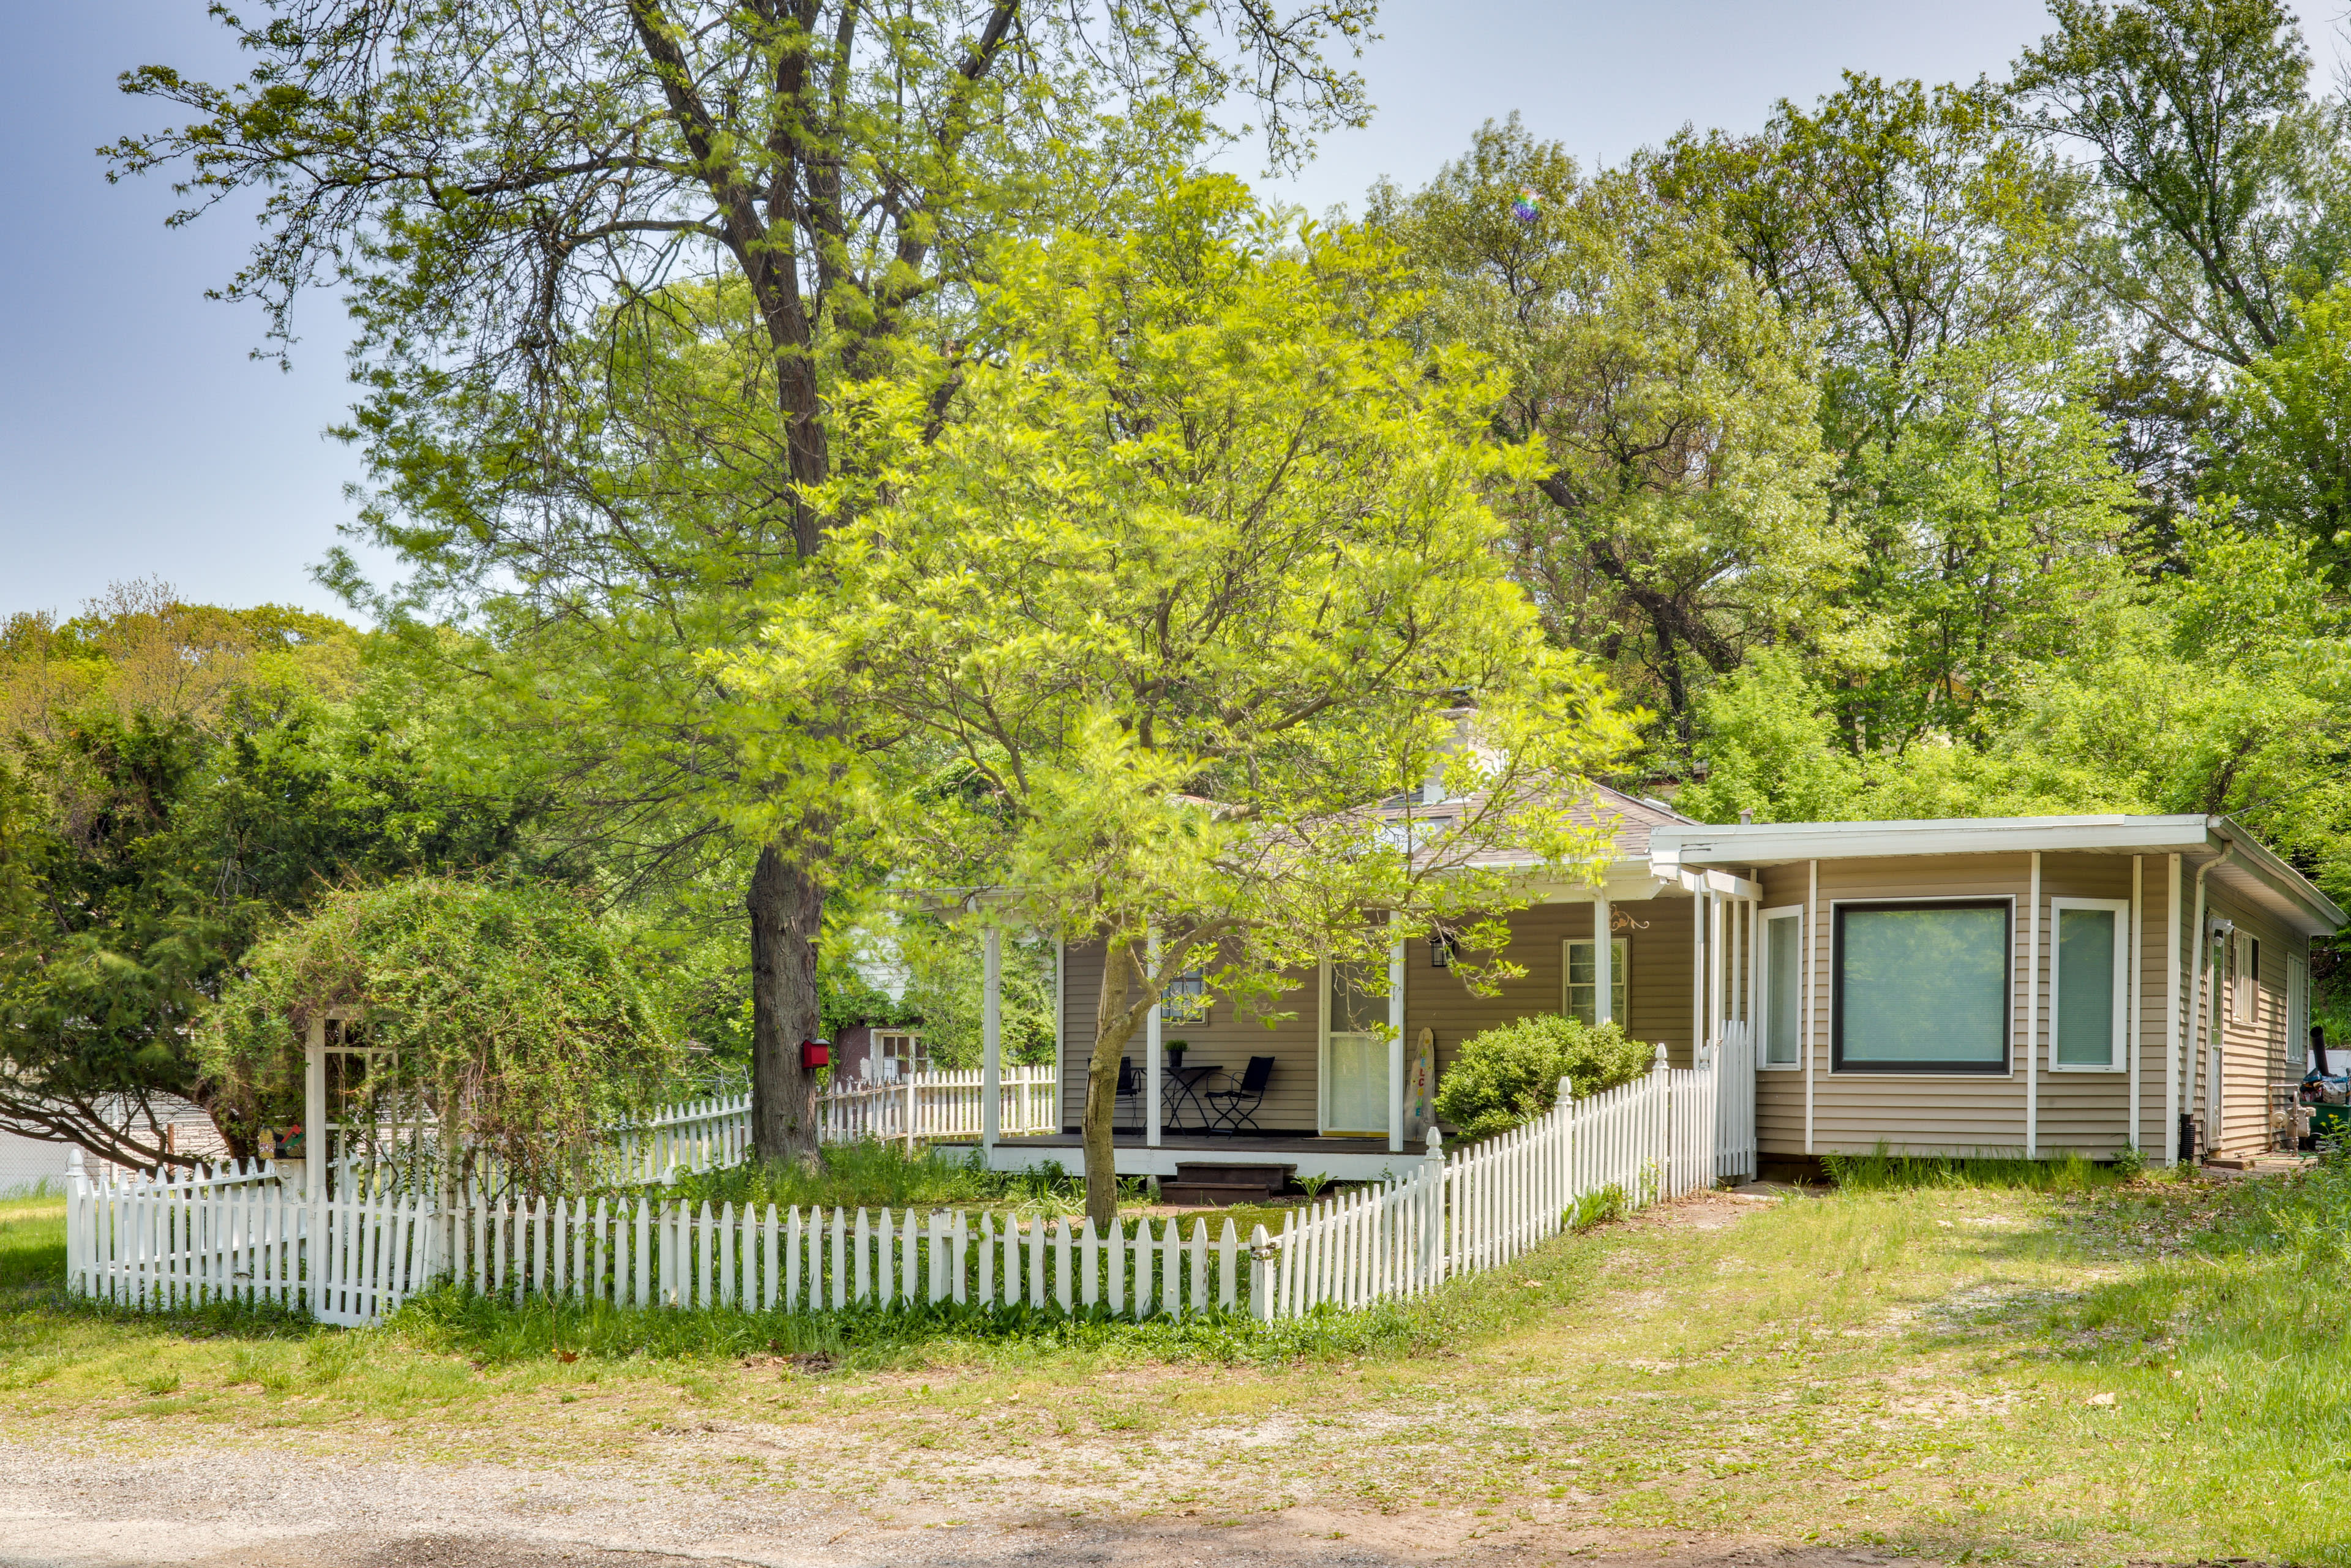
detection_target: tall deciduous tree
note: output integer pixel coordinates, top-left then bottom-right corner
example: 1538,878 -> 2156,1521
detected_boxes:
107,0 -> 1376,1165
741,184 -> 1638,1223
1371,118 -> 1843,750
2012,0 -> 2345,369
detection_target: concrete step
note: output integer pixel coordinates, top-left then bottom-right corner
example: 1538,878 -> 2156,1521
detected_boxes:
1158,1180 -> 1276,1207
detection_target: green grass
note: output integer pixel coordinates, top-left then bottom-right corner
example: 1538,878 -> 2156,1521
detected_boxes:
16,1168 -> 2351,1561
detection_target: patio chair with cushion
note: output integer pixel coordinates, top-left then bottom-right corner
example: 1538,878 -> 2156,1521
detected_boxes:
1205,1056 -> 1275,1137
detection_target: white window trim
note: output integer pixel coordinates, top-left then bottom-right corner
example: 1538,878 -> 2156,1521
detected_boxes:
2048,896 -> 2128,1073
1757,904 -> 1803,1070
1562,936 -> 1630,1027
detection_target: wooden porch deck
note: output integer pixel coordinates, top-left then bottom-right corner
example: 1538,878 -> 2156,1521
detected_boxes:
947,1131 -> 1431,1182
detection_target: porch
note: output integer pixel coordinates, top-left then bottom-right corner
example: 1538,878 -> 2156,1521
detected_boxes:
948,1130 -> 1429,1183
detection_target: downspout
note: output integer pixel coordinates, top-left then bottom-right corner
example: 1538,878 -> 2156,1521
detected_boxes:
2181,847 -> 2230,1162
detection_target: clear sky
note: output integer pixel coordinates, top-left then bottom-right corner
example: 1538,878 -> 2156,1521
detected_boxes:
4,2 -> 2345,625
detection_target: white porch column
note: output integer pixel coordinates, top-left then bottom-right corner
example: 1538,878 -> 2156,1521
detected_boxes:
1387,918 -> 1407,1154
981,926 -> 1003,1151
2128,857 -> 2143,1158
1053,937 -> 1067,1136
1593,893 -> 1613,1026
303,1016 -> 325,1318
1145,932 -> 1163,1148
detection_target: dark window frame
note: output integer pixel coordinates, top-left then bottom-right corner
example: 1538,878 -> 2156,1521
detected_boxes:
1831,898 -> 2012,1075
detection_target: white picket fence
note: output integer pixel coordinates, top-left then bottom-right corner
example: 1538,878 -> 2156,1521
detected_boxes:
1258,1049 -> 1719,1317
69,1164 -> 1259,1324
599,1067 -> 1059,1182
67,1053 -> 1723,1326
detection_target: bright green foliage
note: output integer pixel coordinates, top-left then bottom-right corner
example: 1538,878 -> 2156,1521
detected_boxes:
743,179 -> 1639,1220
1373,117 -> 1843,745
0,591 -> 560,1168
2013,0 -> 2341,369
201,879 -> 678,1192
1431,1014 -> 1655,1141
2203,282 -> 2351,581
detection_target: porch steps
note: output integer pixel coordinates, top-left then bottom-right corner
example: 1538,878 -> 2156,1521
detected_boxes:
1160,1161 -> 1295,1207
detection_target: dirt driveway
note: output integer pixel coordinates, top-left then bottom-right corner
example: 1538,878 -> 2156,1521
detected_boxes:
0,1430 -> 1931,1568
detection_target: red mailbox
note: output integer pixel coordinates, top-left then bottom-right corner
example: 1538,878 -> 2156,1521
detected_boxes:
800,1038 -> 831,1070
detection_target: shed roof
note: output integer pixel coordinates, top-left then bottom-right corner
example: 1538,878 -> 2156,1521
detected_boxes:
1649,813 -> 2345,937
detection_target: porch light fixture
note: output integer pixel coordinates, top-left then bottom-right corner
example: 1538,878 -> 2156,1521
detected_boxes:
1429,934 -> 1457,969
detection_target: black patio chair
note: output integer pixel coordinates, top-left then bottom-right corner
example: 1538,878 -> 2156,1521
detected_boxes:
1205,1056 -> 1276,1137
1115,1056 -> 1144,1133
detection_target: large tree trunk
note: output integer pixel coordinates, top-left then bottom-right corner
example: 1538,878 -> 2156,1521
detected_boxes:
1082,939 -> 1148,1228
748,842 -> 825,1167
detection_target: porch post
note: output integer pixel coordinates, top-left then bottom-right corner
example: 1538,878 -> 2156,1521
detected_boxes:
1054,937 -> 1067,1136
304,1016 -> 325,1319
1593,891 -> 1613,1026
1146,932 -> 1163,1148
981,925 -> 1002,1152
1387,917 -> 1406,1154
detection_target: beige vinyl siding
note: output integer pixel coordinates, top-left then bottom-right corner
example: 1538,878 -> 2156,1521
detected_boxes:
1403,896 -> 1697,1091
2205,893 -> 2297,1157
1755,851 -> 2171,1160
1056,895 -> 1701,1136
1056,937 -> 1322,1133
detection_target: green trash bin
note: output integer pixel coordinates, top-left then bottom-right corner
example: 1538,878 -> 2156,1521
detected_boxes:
2312,1103 -> 2350,1147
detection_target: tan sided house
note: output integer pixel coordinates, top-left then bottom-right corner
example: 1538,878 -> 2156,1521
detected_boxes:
969,795 -> 2342,1182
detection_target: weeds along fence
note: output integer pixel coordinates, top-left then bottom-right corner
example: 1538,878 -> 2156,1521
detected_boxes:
67,1052 -> 1723,1327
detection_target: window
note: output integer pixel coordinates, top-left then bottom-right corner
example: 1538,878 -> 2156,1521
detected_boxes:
1564,937 -> 1629,1027
873,1030 -> 926,1077
2050,898 -> 2126,1071
1758,906 -> 1803,1068
2230,931 -> 2260,1025
1832,900 -> 2011,1073
1161,969 -> 1210,1026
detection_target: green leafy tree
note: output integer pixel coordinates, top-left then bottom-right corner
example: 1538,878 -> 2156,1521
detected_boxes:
2012,0 -> 2346,369
0,591 -> 554,1166
2202,280 -> 2351,581
200,878 -> 679,1195
1371,117 -> 1844,750
741,183 -> 1640,1222
107,0 -> 1377,1169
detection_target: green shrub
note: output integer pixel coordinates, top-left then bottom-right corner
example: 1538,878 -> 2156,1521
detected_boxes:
1431,1015 -> 1655,1140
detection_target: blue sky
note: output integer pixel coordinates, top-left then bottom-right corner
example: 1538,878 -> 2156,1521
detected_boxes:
4,2 -> 2345,624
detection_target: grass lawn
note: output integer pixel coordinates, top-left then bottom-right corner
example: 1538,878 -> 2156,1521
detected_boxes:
7,1160 -> 2350,1566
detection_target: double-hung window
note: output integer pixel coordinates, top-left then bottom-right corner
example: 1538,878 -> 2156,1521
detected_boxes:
1832,899 -> 2011,1073
1758,906 -> 1804,1068
1161,969 -> 1210,1026
2049,897 -> 2127,1071
1564,937 -> 1629,1027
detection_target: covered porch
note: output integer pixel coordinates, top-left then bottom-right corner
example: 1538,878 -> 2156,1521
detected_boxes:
962,839 -> 1764,1179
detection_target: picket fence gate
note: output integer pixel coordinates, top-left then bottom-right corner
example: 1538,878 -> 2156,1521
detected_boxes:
67,1051 -> 1724,1326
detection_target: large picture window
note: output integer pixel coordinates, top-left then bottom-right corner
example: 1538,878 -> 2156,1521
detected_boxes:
1832,900 -> 2011,1073
1759,906 -> 1802,1068
2050,898 -> 2127,1071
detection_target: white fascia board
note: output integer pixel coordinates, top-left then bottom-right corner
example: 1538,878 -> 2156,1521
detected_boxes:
1651,814 -> 2213,866
1520,862 -> 1671,903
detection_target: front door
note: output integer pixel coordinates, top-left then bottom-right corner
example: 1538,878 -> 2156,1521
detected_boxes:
1321,960 -> 1387,1135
